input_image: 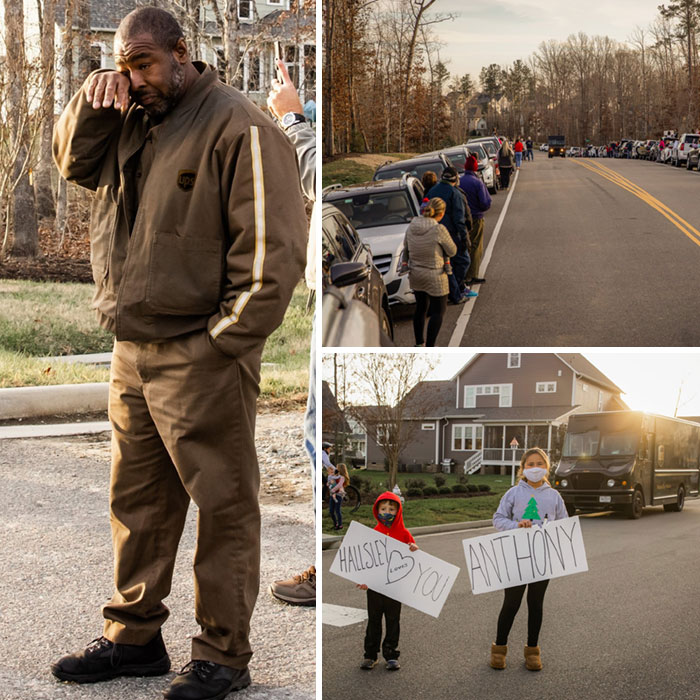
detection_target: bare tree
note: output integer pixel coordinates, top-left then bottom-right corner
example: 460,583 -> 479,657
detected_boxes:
345,354 -> 435,488
3,0 -> 39,257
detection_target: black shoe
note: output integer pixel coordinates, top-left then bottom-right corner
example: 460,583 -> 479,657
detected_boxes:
163,661 -> 251,699
51,631 -> 170,683
469,277 -> 486,284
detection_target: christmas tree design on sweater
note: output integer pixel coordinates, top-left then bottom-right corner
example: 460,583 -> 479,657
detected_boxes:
522,497 -> 542,520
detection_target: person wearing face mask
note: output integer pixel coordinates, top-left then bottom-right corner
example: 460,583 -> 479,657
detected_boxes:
357,492 -> 419,671
489,447 -> 567,672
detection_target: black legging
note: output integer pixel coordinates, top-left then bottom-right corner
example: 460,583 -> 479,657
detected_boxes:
495,579 -> 549,647
413,291 -> 447,346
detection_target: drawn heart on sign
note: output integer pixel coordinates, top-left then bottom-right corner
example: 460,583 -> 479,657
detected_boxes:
386,550 -> 415,584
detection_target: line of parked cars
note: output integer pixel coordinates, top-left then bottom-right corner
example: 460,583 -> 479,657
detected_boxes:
322,138 -> 505,346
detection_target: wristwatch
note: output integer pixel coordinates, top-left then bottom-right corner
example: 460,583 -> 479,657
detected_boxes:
281,112 -> 306,130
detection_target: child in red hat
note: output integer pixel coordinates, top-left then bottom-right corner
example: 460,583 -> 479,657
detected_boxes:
358,492 -> 419,671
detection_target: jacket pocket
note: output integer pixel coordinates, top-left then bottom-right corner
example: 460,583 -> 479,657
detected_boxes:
89,196 -> 118,283
146,231 -> 223,315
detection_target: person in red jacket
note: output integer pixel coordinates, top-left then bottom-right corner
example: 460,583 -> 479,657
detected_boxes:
358,492 -> 419,671
514,138 -> 524,169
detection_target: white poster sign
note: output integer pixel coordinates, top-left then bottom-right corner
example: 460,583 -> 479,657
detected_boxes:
329,520 -> 460,618
463,516 -> 588,595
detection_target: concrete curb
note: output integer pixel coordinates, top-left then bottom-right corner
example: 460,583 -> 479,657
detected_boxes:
0,421 -> 112,440
322,518 -> 493,550
0,383 -> 108,420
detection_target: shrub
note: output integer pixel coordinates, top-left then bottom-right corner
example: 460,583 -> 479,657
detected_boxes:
452,483 -> 467,493
406,478 -> 426,490
457,474 -> 469,485
467,484 -> 478,493
434,474 -> 446,488
406,488 -> 423,498
422,485 -> 438,496
351,476 -> 371,493
478,484 -> 491,492
439,486 -> 452,494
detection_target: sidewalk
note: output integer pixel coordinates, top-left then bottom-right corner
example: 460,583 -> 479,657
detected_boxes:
0,410 -> 314,700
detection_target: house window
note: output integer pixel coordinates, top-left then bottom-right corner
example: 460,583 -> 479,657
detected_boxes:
238,0 -> 252,19
268,0 -> 284,4
507,353 -> 521,368
536,381 -> 557,393
375,425 -> 388,446
247,53 -> 261,92
598,391 -> 604,411
582,383 -> 589,392
422,423 -> 435,431
89,43 -> 105,72
452,425 -> 483,451
464,384 -> 512,408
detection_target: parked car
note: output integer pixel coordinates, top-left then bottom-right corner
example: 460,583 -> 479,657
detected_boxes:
648,141 -> 662,161
321,202 -> 393,346
468,137 -> 504,178
373,153 -> 453,182
425,144 -> 499,194
539,143 -> 549,152
660,142 -> 674,163
672,133 -> 700,167
322,175 -> 425,305
686,145 -> 700,171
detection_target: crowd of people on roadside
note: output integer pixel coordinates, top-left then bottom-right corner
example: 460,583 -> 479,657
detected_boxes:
399,135 -> 540,347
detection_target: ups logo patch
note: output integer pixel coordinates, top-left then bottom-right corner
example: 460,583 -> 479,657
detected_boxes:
177,170 -> 196,192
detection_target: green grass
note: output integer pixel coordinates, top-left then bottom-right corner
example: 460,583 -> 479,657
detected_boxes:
0,348 -> 111,387
321,153 -> 419,188
323,494 -> 503,534
0,280 -> 113,356
0,279 -> 311,395
322,471 -> 512,534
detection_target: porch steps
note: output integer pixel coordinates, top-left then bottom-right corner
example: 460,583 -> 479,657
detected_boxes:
464,452 -> 483,475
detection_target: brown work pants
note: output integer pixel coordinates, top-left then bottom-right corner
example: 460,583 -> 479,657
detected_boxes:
467,217 -> 485,281
102,330 -> 261,669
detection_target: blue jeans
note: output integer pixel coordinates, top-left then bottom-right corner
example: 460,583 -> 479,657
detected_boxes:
527,148 -> 534,160
515,152 -> 522,168
305,314 -> 316,500
448,248 -> 471,303
329,494 -> 342,528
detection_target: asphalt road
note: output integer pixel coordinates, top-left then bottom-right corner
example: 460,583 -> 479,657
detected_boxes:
0,425 -> 315,700
391,156 -> 700,346
322,500 -> 700,699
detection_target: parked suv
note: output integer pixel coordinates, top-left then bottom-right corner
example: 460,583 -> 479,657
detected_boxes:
372,153 -> 453,182
322,175 -> 425,305
671,133 -> 700,167
322,202 -> 393,346
423,145 -> 499,194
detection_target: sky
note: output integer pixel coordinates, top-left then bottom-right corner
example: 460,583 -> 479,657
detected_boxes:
432,0 -> 668,86
323,352 -> 700,418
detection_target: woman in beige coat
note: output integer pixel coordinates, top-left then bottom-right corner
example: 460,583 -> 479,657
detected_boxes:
401,197 -> 457,346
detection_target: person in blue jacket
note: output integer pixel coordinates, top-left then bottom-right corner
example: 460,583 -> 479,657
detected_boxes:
459,155 -> 492,286
426,167 -> 474,304
489,447 -> 567,673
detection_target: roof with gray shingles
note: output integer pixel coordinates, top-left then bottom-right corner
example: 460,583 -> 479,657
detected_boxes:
557,354 -> 622,394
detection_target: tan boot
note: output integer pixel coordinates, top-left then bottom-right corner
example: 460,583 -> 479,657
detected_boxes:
490,643 -> 507,669
524,645 -> 542,671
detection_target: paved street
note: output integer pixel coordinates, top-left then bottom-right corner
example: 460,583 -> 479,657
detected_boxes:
391,156 -> 700,346
0,410 -> 314,700
322,500 -> 700,699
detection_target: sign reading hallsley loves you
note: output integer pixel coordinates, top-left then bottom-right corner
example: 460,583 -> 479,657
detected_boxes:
463,516 -> 588,594
330,521 -> 460,617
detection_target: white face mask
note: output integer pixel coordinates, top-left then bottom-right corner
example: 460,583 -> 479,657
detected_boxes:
524,467 -> 548,482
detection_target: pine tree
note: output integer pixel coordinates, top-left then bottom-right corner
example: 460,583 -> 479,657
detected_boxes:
522,497 -> 541,520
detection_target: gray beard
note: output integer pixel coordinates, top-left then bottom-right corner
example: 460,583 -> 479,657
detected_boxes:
141,59 -> 186,118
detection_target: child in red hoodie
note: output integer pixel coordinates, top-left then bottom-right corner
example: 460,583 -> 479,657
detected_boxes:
358,491 -> 419,671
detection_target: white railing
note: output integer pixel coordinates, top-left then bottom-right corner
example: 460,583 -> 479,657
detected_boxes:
483,448 -> 525,462
464,452 -> 483,475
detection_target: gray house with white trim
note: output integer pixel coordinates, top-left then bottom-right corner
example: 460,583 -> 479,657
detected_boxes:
357,353 -> 628,473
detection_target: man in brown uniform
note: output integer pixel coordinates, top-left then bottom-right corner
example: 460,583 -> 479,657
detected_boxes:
50,8 -> 307,700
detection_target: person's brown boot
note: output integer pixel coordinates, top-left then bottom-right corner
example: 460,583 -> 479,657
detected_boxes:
269,565 -> 316,606
489,643 -> 507,669
524,645 -> 543,671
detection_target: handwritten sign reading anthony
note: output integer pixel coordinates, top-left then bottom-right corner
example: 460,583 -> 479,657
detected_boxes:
463,516 -> 588,595
329,521 -> 460,617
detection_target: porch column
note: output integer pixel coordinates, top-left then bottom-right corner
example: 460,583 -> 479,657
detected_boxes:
298,43 -> 305,102
547,424 -> 552,452
501,425 -> 506,476
243,51 -> 250,94
524,424 -> 529,449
